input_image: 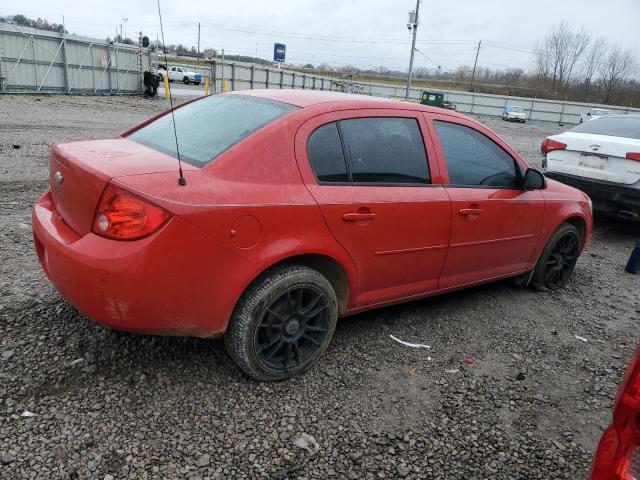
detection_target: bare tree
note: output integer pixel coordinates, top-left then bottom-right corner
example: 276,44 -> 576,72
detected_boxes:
534,40 -> 552,81
535,21 -> 591,90
504,68 -> 524,86
580,37 -> 606,100
599,45 -> 636,103
563,26 -> 590,84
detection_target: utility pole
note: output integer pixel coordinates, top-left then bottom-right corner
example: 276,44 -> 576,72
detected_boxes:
469,40 -> 481,91
197,22 -> 201,62
123,18 -> 128,39
404,0 -> 420,100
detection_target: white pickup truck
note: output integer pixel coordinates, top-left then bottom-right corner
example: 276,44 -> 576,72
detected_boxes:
157,65 -> 202,85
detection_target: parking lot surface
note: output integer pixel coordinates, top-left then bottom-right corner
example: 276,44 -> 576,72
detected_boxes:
1,94 -> 639,479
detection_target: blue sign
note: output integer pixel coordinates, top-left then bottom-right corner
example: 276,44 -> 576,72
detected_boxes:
273,43 -> 286,63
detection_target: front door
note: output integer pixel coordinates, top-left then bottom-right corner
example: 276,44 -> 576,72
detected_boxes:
428,115 -> 545,289
295,110 -> 451,307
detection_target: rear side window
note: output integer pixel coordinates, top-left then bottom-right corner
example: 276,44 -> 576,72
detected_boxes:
339,117 -> 429,184
129,95 -> 298,167
307,123 -> 348,182
434,121 -> 519,188
570,115 -> 640,139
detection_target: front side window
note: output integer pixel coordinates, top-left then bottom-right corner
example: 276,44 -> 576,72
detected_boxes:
434,121 -> 519,188
129,95 -> 298,167
339,117 -> 430,184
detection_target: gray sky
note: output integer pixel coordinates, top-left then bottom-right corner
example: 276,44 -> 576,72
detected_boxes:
2,0 -> 639,73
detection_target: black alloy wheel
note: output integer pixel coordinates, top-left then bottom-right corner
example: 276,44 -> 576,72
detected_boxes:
225,264 -> 338,381
543,231 -> 579,289
254,285 -> 330,372
531,223 -> 582,291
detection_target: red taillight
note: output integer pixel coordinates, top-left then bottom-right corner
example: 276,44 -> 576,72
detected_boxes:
591,347 -> 640,479
92,183 -> 170,240
541,138 -> 567,154
626,153 -> 640,162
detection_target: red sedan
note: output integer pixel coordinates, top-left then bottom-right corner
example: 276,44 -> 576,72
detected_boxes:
32,90 -> 592,380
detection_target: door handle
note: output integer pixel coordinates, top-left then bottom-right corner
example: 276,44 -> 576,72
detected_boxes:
458,208 -> 483,216
342,212 -> 377,222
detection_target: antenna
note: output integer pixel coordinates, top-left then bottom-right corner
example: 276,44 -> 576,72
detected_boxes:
156,0 -> 187,186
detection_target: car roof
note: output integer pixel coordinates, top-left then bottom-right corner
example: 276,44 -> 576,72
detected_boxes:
228,88 -> 459,115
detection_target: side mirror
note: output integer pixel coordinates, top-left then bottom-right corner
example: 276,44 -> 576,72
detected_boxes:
523,168 -> 546,190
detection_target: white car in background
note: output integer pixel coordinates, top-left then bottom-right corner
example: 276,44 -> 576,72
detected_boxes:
541,114 -> 640,221
579,108 -> 610,124
502,105 -> 527,123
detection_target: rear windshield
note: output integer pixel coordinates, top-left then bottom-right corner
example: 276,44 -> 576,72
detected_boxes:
510,106 -> 524,112
570,115 -> 640,140
128,95 -> 298,167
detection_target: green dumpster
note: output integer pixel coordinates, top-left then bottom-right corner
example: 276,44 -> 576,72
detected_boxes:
420,91 -> 444,107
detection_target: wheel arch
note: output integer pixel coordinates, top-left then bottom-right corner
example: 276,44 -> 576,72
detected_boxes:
261,253 -> 352,316
564,215 -> 587,250
235,251 -> 356,319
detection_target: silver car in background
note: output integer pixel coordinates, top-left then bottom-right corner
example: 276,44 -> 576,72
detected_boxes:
502,105 -> 527,123
579,108 -> 611,124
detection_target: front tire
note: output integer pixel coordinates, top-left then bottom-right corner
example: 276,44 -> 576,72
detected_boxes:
225,264 -> 338,381
531,223 -> 581,291
183,76 -> 190,85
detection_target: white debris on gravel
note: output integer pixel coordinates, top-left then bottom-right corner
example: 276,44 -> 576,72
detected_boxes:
389,335 -> 431,349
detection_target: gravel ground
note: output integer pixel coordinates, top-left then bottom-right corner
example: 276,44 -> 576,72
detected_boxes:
1,94 -> 639,480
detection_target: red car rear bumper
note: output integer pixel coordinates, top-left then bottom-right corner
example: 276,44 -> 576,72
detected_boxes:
32,191 -> 252,337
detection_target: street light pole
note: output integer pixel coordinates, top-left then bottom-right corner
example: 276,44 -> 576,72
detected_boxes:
404,0 -> 420,100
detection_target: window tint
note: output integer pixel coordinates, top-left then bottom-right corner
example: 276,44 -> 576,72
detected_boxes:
307,123 -> 348,183
434,121 -> 518,188
570,115 -> 640,139
338,117 -> 429,184
129,95 -> 297,167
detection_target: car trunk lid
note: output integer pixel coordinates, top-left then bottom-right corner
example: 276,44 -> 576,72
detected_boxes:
49,138 -> 197,236
546,132 -> 640,185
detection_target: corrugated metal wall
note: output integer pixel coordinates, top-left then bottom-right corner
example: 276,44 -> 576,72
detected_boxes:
2,23 -> 638,124
0,23 -> 150,94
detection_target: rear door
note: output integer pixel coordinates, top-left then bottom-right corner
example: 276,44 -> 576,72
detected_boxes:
427,114 -> 545,288
295,110 -> 451,307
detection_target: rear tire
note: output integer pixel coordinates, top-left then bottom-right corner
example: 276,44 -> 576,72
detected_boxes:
225,264 -> 338,381
531,223 -> 581,291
